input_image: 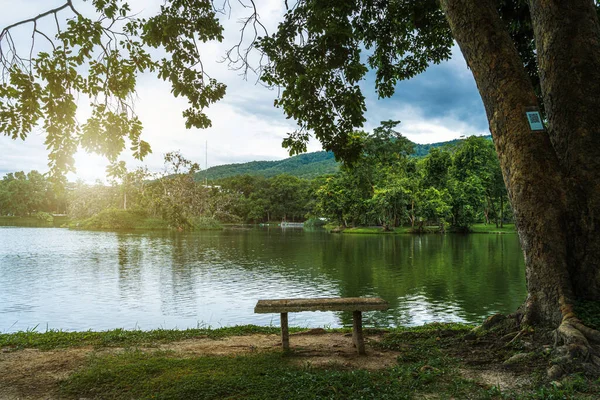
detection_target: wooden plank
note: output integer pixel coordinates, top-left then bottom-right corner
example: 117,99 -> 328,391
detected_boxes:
254,297 -> 389,313
281,312 -> 289,351
352,310 -> 365,355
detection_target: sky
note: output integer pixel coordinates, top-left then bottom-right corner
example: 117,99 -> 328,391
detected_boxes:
0,0 -> 489,182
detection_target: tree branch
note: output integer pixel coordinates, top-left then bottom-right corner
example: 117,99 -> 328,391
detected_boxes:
0,1 -> 72,42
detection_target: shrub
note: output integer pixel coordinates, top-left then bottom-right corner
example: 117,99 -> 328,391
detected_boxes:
35,211 -> 54,224
78,209 -> 141,230
304,217 -> 327,228
191,216 -> 223,230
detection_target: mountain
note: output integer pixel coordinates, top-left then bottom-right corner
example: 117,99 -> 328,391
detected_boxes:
195,151 -> 338,181
195,135 -> 492,181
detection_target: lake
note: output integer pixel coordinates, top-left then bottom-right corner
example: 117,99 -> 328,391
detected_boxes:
0,227 -> 526,333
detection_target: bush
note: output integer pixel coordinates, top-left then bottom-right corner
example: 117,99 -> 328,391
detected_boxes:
304,217 -> 327,228
78,209 -> 141,230
191,216 -> 223,230
35,211 -> 54,224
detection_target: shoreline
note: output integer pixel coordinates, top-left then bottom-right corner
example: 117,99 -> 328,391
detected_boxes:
1,217 -> 517,235
333,223 -> 517,235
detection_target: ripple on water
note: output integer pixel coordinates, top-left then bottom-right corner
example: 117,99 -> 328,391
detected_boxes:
0,228 -> 526,332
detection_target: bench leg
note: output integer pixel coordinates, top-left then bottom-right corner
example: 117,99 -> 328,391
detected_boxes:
281,312 -> 290,351
352,310 -> 366,355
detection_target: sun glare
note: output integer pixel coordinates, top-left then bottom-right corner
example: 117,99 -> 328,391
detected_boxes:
69,151 -> 110,183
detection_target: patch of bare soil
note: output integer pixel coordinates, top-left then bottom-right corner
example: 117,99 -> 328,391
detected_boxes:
0,330 -> 399,399
1,347 -> 92,400
458,368 -> 532,391
446,316 -> 548,393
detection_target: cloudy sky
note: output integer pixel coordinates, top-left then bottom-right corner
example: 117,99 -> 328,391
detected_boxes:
0,0 -> 489,182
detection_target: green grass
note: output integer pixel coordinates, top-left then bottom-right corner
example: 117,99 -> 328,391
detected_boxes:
470,223 -> 516,234
335,225 -> 517,235
61,350 -> 427,400
341,226 -> 413,234
4,323 -> 600,399
59,323 -> 487,400
191,216 -> 224,230
0,215 -> 69,227
0,325 -> 295,351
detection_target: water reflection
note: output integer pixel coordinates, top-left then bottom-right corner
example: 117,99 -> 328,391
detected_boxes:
0,227 -> 526,332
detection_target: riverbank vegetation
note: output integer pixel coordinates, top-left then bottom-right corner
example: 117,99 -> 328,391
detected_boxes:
0,132 -> 512,233
2,322 -> 598,399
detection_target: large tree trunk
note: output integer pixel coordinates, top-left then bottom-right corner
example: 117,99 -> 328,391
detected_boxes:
440,0 -> 576,327
529,0 -> 600,300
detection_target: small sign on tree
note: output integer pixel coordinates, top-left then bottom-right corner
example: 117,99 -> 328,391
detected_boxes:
525,110 -> 545,131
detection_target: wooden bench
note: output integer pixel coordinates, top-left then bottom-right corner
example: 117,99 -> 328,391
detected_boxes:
254,297 -> 389,355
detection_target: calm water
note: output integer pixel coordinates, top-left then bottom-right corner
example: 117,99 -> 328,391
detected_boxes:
0,227 -> 526,333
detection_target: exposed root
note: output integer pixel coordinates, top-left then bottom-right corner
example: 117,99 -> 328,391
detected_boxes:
572,321 -> 600,343
477,309 -> 600,380
507,330 -> 525,346
548,299 -> 600,378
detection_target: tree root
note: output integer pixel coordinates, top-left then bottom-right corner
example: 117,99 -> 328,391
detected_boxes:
548,300 -> 600,379
477,310 -> 600,380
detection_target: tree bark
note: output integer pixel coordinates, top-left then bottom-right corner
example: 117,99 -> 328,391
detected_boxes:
440,0 -> 575,326
529,0 -> 600,300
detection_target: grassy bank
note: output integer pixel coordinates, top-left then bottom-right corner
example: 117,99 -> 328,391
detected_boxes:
2,323 -> 599,399
470,223 -> 517,234
326,224 -> 516,235
0,215 -> 69,228
0,325 -> 290,350
338,226 -> 413,234
330,224 -> 517,235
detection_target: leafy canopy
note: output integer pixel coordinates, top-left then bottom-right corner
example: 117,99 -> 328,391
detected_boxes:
5,0 -> 598,181
0,0 -> 224,183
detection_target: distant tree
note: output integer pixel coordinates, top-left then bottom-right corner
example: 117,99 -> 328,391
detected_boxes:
149,152 -> 206,229
67,180 -> 118,219
0,170 -> 54,216
416,187 -> 452,232
419,149 -> 452,191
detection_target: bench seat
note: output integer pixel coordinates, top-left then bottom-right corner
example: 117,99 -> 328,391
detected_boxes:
254,297 -> 389,355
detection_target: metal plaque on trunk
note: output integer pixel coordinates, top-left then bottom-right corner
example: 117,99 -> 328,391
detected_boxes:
526,111 -> 544,131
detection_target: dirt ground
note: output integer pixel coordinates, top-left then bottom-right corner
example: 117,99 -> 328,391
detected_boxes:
0,329 -> 532,400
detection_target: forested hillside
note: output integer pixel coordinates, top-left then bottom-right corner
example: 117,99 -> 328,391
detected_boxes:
194,136 -> 492,181
194,151 -> 338,181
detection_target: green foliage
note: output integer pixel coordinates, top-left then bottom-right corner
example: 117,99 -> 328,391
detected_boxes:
303,217 -> 327,228
259,1 -> 453,161
0,134 -> 509,231
0,0 -> 225,181
314,131 -> 510,231
193,138 -> 493,182
213,173 -> 315,223
0,170 -> 64,216
75,208 -> 147,230
470,223 -> 516,234
191,216 -> 223,230
0,215 -> 69,227
195,151 -> 340,181
416,187 -> 452,231
34,211 -> 54,224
